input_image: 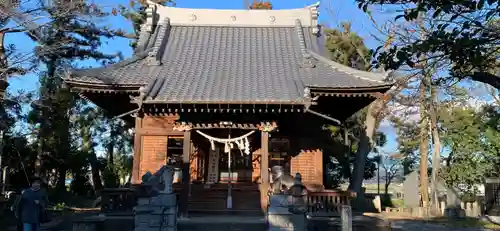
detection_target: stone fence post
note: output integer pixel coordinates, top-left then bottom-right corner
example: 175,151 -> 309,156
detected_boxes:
341,204 -> 352,231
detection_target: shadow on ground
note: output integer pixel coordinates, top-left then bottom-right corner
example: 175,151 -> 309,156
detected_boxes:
383,217 -> 500,231
18,210 -> 499,231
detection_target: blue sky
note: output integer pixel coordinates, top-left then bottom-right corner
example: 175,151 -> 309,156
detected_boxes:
6,0 -> 398,151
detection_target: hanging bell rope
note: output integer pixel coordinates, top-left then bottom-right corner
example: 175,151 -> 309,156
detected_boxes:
196,130 -> 255,154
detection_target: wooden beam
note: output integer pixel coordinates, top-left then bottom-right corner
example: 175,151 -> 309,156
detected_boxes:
179,130 -> 191,217
131,116 -> 143,184
173,121 -> 278,130
136,130 -> 183,136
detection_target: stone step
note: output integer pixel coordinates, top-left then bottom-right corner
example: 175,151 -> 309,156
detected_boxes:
189,199 -> 260,207
190,185 -> 259,191
186,210 -> 265,217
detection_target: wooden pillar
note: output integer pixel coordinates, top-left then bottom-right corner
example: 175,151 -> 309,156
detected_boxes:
131,116 -> 142,184
179,130 -> 191,217
259,131 -> 269,212
261,131 -> 269,184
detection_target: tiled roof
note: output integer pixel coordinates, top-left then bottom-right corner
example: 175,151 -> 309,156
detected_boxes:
65,4 -> 392,104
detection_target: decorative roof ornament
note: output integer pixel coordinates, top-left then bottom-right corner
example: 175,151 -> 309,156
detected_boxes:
308,2 -> 320,35
135,24 -> 152,52
173,123 -> 192,132
189,14 -> 197,21
258,122 -> 278,132
145,3 -> 157,32
303,87 -> 311,98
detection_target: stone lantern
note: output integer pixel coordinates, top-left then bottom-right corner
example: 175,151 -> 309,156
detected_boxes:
288,173 -> 308,214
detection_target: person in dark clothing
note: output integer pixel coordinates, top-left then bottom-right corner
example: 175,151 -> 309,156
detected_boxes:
15,178 -> 49,231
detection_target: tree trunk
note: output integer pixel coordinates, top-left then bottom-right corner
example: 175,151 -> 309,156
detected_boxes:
0,32 -> 6,192
82,129 -> 103,191
35,60 -> 57,179
89,151 -> 103,191
107,123 -> 116,167
348,102 -> 377,194
419,79 -> 430,207
429,84 -> 441,212
56,166 -> 67,191
56,104 -> 71,192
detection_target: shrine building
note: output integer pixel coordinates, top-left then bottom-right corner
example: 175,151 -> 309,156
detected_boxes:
62,1 -> 393,215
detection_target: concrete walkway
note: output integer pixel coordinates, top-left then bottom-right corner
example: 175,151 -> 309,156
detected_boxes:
390,220 -> 493,231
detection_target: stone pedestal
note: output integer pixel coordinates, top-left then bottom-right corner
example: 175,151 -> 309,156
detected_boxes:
444,187 -> 465,218
135,193 -> 177,231
72,218 -> 103,231
267,195 -> 306,231
268,207 -> 306,231
341,205 -> 352,231
444,207 -> 465,218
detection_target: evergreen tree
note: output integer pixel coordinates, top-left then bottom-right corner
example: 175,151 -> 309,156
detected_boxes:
27,2 -> 124,192
119,0 -> 174,49
356,0 -> 500,90
323,22 -> 386,190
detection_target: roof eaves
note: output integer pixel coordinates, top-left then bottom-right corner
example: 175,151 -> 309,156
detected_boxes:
64,49 -> 151,80
64,79 -> 145,88
136,99 -> 310,105
307,84 -> 393,91
307,49 -> 394,84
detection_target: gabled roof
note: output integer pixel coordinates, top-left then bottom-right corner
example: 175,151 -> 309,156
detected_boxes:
64,2 -> 393,105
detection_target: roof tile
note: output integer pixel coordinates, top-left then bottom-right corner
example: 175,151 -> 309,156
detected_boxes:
66,25 -> 392,104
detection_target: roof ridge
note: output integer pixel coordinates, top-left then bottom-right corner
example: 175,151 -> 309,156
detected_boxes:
135,24 -> 152,53
147,18 -> 171,66
294,19 -> 315,68
136,3 -> 158,53
146,0 -> 321,29
307,49 -> 392,83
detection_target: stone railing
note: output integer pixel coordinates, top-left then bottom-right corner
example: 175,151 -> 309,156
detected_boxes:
306,190 -> 355,217
100,188 -> 137,215
269,193 -> 354,231
383,200 -> 482,218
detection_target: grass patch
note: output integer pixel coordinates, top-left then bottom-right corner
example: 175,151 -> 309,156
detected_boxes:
391,199 -> 404,208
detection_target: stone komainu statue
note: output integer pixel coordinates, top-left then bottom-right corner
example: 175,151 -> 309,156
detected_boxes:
141,165 -> 175,196
269,166 -> 299,195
